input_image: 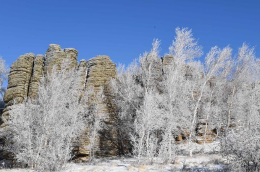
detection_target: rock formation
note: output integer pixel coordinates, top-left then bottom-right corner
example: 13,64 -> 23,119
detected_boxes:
3,53 -> 35,107
0,44 -> 117,161
1,53 -> 35,127
44,44 -> 78,75
28,55 -> 44,99
0,45 -> 218,161
86,55 -> 116,91
75,56 -> 117,161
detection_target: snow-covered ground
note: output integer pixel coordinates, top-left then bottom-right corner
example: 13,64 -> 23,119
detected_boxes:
0,155 -> 229,172
0,142 -> 230,172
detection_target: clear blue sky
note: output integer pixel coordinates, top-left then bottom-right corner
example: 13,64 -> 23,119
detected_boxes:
0,0 -> 260,73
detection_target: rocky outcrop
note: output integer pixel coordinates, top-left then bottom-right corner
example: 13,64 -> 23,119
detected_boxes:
1,45 -> 117,161
64,48 -> 78,69
76,59 -> 88,95
3,53 -> 35,107
28,55 -> 45,99
0,44 -> 223,162
76,55 -> 117,160
0,53 -> 35,161
1,45 -> 81,127
1,53 -> 35,127
44,44 -> 78,75
85,55 -> 116,91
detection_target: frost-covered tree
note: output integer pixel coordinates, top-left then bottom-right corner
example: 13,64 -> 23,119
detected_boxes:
110,27 -> 260,167
81,87 -> 107,161
224,44 -> 259,137
1,62 -> 87,171
139,39 -> 163,92
225,81 -> 260,172
197,46 -> 233,151
131,39 -> 162,160
109,60 -> 143,155
0,56 -> 8,100
110,39 -> 164,161
223,44 -> 260,171
166,27 -> 204,157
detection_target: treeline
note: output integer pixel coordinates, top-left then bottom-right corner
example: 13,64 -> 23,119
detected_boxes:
109,28 -> 260,171
0,28 -> 260,172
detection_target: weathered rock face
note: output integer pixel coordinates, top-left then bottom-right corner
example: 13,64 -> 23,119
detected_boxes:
1,45 -> 80,127
28,55 -> 45,99
161,54 -> 174,67
76,55 -> 117,160
1,53 -> 35,127
4,53 -> 35,107
0,53 -> 35,160
85,55 -> 117,91
76,59 -> 88,95
64,48 -> 78,69
44,44 -> 78,75
1,45 -> 117,161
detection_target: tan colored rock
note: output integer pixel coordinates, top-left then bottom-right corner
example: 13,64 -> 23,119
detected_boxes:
44,44 -> 65,74
1,53 -> 35,127
64,48 -> 78,69
44,44 -> 78,75
4,53 -> 35,106
85,55 -> 116,90
76,55 -> 117,159
76,59 -> 87,94
161,55 -> 174,74
1,47 -> 118,160
28,55 -> 44,99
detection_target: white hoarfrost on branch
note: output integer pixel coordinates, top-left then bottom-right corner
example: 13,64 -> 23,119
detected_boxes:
1,27 -> 260,171
0,56 -> 8,100
2,62 -> 88,171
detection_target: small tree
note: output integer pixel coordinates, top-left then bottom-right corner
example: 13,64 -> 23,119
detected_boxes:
109,61 -> 143,155
0,56 -> 8,104
82,87 -> 107,161
2,62 -> 86,171
224,44 -> 260,171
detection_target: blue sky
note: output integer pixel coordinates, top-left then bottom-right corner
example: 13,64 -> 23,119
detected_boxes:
0,0 -> 260,77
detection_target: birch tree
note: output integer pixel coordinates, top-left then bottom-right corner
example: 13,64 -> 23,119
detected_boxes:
166,27 -> 203,157
109,61 -> 143,155
224,45 -> 260,171
81,87 -> 107,161
0,56 -> 7,101
1,62 -> 87,171
224,44 -> 259,140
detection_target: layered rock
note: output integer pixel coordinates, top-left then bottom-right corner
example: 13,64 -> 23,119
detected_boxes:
44,44 -> 78,75
64,48 -> 78,69
28,55 -> 45,99
1,45 -> 80,127
76,55 -> 117,160
85,55 -> 116,91
1,45 -> 117,161
1,53 -> 35,127
4,53 -> 35,107
0,53 -> 35,161
76,59 -> 88,95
